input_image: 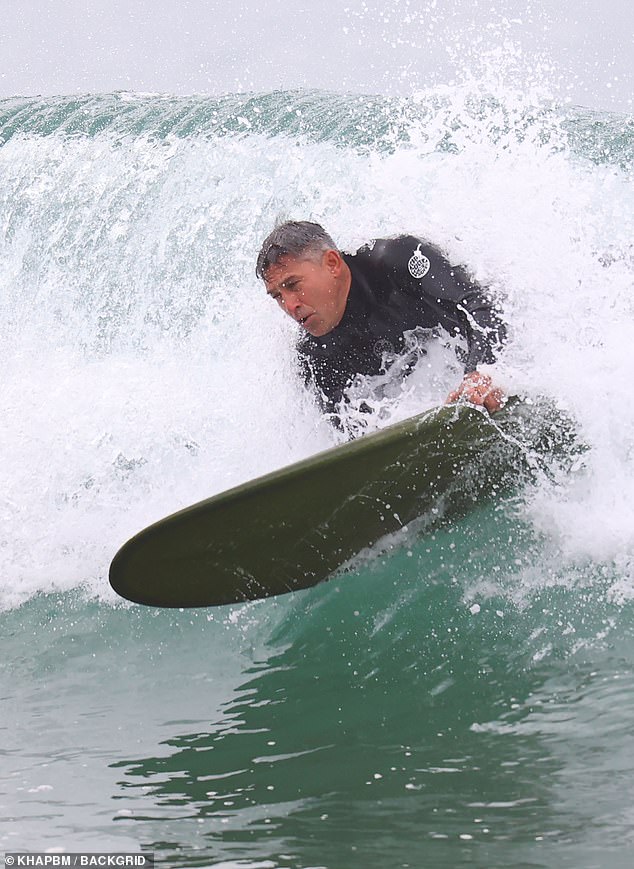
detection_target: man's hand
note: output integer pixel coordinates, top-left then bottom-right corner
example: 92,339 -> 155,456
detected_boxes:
446,371 -> 505,413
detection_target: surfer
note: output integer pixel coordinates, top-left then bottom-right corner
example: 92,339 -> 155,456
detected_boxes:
257,221 -> 506,427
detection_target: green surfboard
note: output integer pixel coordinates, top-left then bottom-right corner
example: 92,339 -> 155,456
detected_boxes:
109,399 -> 572,608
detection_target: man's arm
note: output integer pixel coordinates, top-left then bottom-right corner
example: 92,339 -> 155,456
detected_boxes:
297,342 -> 351,428
372,236 -> 507,410
374,235 -> 506,366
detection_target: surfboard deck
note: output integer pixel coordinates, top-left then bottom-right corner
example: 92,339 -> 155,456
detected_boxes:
109,399 -> 574,608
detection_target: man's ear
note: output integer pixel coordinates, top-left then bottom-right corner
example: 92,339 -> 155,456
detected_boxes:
323,249 -> 343,274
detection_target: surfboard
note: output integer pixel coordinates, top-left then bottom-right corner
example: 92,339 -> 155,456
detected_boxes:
109,399 -> 574,608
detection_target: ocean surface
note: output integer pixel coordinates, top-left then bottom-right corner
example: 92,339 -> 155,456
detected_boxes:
1,84 -> 633,868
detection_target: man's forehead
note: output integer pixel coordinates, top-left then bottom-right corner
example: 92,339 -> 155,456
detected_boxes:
264,255 -> 309,284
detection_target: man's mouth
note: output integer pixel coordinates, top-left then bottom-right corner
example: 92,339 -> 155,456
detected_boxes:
299,313 -> 313,327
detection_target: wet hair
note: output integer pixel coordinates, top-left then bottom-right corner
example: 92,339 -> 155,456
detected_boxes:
256,221 -> 338,280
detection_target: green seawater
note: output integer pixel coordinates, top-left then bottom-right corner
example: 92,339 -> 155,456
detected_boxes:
3,505 -> 634,867
1,90 -> 631,166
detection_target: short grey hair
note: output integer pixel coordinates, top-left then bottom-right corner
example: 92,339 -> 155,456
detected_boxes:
256,221 -> 339,280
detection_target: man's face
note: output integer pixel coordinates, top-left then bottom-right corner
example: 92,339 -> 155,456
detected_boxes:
263,250 -> 350,337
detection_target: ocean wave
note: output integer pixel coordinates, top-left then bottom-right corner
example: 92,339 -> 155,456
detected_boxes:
0,88 -> 631,167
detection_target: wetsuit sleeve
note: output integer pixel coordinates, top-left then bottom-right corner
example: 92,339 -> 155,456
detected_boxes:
296,342 -> 348,424
372,236 -> 507,372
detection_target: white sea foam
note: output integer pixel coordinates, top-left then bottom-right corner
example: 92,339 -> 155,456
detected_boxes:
1,86 -> 632,609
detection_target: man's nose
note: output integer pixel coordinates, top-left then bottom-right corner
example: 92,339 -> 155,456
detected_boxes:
281,291 -> 302,316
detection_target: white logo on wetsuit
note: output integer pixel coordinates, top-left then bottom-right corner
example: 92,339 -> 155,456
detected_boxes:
408,244 -> 430,279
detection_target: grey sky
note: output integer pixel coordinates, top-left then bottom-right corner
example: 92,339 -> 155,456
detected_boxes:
0,0 -> 632,112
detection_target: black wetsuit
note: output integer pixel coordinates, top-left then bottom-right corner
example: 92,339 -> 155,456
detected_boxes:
297,235 -> 506,418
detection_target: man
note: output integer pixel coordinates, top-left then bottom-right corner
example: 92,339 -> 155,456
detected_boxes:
257,221 -> 506,430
